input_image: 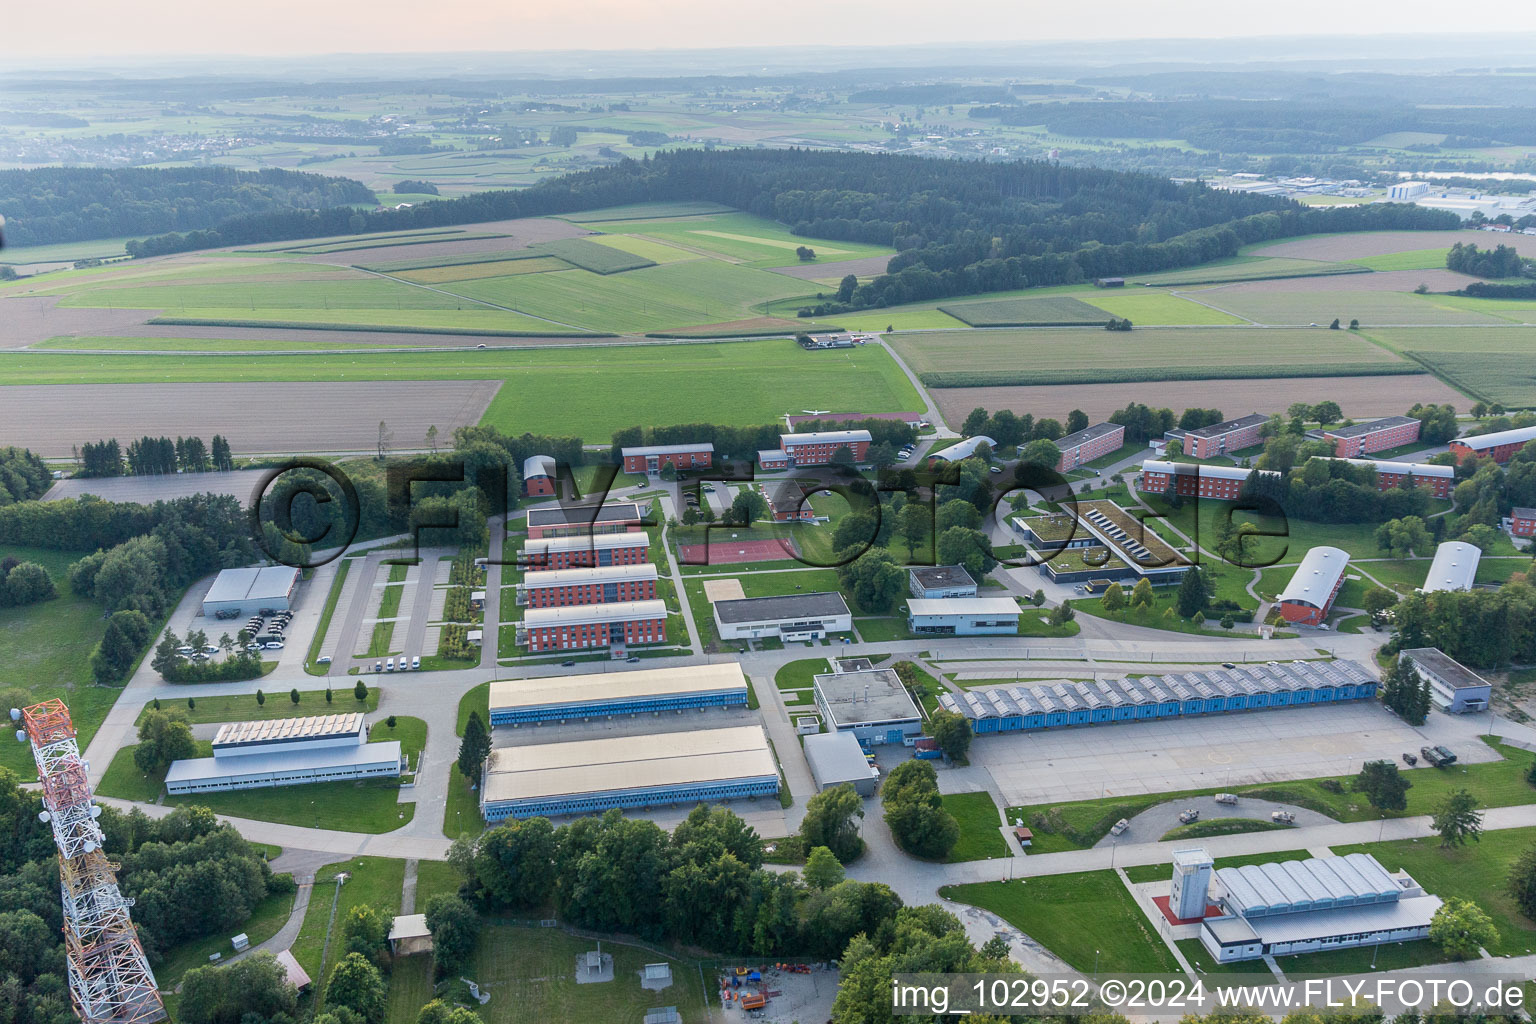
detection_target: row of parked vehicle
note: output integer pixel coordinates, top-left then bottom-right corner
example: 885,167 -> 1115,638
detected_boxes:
244,609 -> 293,650
374,656 -> 421,672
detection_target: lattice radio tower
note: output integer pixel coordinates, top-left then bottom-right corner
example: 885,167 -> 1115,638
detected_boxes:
12,699 -> 166,1024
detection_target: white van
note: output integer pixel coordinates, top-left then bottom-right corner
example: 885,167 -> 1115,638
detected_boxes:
411,656 -> 421,670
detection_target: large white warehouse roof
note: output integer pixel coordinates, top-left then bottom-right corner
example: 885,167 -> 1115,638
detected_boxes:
1277,546 -> 1350,609
1421,541 -> 1480,593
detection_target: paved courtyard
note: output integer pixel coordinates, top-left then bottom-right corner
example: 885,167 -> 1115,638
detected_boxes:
965,700 -> 1498,806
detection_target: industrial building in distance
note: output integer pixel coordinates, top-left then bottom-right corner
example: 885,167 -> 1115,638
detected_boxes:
479,725 -> 779,821
1400,647 -> 1492,713
814,666 -> 924,745
200,565 -> 301,618
1276,546 -> 1350,625
165,713 -> 402,794
938,659 -> 1377,734
712,591 -> 852,642
487,663 -> 749,726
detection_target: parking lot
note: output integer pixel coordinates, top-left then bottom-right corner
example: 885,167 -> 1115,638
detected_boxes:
965,699 -> 1500,806
168,574 -> 318,672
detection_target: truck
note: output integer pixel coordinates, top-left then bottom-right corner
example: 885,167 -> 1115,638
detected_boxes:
1214,793 -> 1238,806
1109,818 -> 1130,836
1177,809 -> 1200,824
1271,810 -> 1295,824
1420,745 -> 1457,767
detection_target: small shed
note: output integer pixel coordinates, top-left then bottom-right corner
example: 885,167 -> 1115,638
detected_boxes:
274,949 -> 312,992
644,963 -> 671,983
388,914 -> 433,957
231,933 -> 250,952
1013,826 -> 1033,848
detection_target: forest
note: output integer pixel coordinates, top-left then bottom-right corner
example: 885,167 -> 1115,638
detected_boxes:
121,148 -> 1457,309
0,166 -> 376,247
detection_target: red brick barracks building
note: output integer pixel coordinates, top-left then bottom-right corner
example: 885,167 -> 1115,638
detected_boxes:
1054,422 -> 1125,473
516,563 -> 660,608
518,532 -> 650,570
1138,458 -> 1453,499
620,442 -> 714,475
1448,424 -> 1536,464
1315,416 -> 1421,458
1165,413 -> 1267,459
778,429 -> 872,466
525,502 -> 645,539
516,599 -> 667,652
523,455 -> 557,497
1511,507 -> 1536,539
1276,546 -> 1350,626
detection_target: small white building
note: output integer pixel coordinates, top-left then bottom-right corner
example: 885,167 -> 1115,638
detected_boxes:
712,591 -> 852,642
1400,647 -> 1492,713
907,597 -> 1020,635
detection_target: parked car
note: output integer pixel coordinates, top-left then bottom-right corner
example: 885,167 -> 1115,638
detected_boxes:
176,646 -> 195,656
263,641 -> 284,650
560,660 -> 577,667
989,466 -> 1003,474
374,661 -> 382,672
317,656 -> 332,665
201,645 -> 220,655
1109,818 -> 1130,836
1221,662 -> 1236,669
384,660 -> 394,671
626,656 -> 641,663
396,657 -> 408,671
1402,752 -> 1418,766
411,656 -> 420,670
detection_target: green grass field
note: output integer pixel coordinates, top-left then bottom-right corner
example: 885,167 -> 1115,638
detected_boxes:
528,237 -> 656,273
1130,257 -> 1369,286
1348,248 -> 1452,271
0,338 -> 923,437
1190,288 -> 1509,327
937,295 -> 1111,327
941,791 -> 1010,862
575,211 -> 893,269
943,871 -> 1181,973
555,199 -> 735,222
156,886 -> 297,991
133,686 -> 377,724
291,857 -> 407,999
0,544 -> 122,779
393,256 -> 570,283
887,326 -> 1407,387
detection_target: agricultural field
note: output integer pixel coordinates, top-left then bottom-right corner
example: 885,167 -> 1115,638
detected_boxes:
1187,285 -> 1510,326
1348,248 -> 1453,272
527,236 -> 656,273
1248,229 -> 1536,262
930,373 -> 1464,426
573,211 -> 894,269
1129,256 -> 1367,286
391,256 -> 570,283
1369,326 -> 1536,407
888,326 -> 1408,388
937,295 -> 1112,327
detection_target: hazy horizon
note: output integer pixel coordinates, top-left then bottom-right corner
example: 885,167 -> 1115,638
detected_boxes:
14,0 -> 1536,62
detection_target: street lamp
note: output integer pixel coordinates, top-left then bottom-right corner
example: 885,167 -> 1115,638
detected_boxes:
1093,949 -> 1100,977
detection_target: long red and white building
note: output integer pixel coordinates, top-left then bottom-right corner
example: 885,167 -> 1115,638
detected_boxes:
1137,458 -> 1452,499
1317,416 -> 1422,458
518,532 -> 651,570
1054,422 -> 1125,473
516,563 -> 660,607
515,600 -> 668,652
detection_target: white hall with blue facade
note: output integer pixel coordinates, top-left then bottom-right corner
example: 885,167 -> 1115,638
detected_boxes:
938,660 -> 1377,735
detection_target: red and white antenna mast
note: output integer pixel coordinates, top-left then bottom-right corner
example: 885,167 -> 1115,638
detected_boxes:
13,699 -> 166,1024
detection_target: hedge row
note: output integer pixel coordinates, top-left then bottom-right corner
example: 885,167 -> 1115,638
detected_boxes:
921,363 -> 1425,389
147,317 -> 610,338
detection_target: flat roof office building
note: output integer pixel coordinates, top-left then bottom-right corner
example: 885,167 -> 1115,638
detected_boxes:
803,731 -> 879,796
907,565 -> 978,599
1400,647 -> 1492,713
907,597 -> 1021,635
813,668 -> 923,745
712,591 -> 852,642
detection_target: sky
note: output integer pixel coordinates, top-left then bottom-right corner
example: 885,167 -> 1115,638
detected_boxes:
14,0 -> 1536,59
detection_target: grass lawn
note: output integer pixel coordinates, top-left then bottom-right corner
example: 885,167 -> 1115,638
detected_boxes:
0,544 -> 121,779
99,741 -> 213,803
1160,817 -> 1295,842
384,955 -> 437,1024
444,682 -> 491,837
1010,738 -> 1536,853
854,616 -> 913,642
775,658 -> 829,690
1333,827 -> 1536,957
306,557 -> 355,674
1177,939 -> 1276,976
372,715 -> 427,771
413,860 -> 465,907
291,857 -> 407,999
164,771 -> 415,833
1275,938 -> 1453,975
943,871 -> 1181,973
134,687 -> 378,725
941,791 -> 1009,862
446,922 -> 712,1024
0,339 -> 924,439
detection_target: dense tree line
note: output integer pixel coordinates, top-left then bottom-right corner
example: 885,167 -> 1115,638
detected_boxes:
1240,453 -> 1435,526
1389,576 -> 1536,669
457,804 -> 905,959
0,492 -> 253,558
1446,242 -> 1530,279
1,166 -> 375,247
121,148 -> 1454,307
0,774 -> 288,1024
0,447 -> 51,507
1461,279 -> 1536,299
77,434 -> 233,477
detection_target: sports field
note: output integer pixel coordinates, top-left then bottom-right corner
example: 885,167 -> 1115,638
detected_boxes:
0,339 -> 923,440
888,326 -> 1408,387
